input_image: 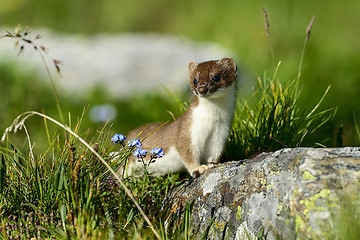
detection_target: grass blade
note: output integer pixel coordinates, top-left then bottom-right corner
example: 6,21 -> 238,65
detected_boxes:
1,111 -> 162,240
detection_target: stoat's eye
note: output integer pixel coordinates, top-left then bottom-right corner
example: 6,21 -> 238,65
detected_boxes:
193,79 -> 198,85
212,75 -> 221,82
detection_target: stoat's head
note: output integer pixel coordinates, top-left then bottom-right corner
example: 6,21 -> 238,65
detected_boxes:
188,57 -> 238,98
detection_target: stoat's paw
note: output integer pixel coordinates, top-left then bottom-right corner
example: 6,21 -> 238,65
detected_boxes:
206,163 -> 215,169
190,165 -> 208,178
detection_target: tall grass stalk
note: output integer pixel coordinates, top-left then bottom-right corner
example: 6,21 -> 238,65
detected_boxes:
0,28 -> 165,238
0,25 -> 64,123
354,112 -> 360,144
262,7 -> 276,67
223,13 -> 333,160
298,16 -> 316,79
1,111 -> 161,239
224,61 -> 335,160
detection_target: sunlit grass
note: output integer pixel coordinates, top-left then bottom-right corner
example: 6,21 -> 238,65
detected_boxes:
224,62 -> 335,160
0,17 -> 358,239
0,110 -> 193,239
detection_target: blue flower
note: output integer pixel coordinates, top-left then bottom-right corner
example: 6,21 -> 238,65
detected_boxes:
111,134 -> 127,144
128,138 -> 142,148
133,148 -> 148,158
150,148 -> 164,158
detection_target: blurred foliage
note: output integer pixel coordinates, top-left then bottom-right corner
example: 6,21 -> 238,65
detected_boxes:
0,0 -> 360,145
0,60 -> 182,152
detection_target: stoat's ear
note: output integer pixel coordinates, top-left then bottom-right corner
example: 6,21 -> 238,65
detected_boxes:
218,57 -> 237,74
188,61 -> 197,75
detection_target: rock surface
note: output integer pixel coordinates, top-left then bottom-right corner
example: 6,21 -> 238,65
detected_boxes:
162,147 -> 360,239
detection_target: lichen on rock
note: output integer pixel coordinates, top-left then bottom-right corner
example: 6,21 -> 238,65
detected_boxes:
162,147 -> 360,239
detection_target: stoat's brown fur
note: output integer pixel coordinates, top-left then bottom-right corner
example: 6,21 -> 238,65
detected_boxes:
126,57 -> 238,177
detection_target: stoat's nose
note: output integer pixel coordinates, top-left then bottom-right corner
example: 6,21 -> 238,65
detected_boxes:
197,86 -> 208,95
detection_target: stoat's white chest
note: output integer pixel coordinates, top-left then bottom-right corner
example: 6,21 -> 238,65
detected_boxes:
190,86 -> 236,164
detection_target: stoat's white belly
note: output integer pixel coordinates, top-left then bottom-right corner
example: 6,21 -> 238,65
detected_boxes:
190,86 -> 236,164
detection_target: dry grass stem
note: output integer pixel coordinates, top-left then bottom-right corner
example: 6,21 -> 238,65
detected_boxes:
1,111 -> 162,240
262,7 -> 275,66
0,26 -> 65,123
262,7 -> 270,37
298,15 -> 316,78
306,16 -> 316,42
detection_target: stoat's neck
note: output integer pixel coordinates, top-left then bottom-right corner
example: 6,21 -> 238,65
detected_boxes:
190,82 -> 237,164
196,82 -> 237,115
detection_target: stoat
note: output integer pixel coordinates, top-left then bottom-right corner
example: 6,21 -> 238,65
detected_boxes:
126,57 -> 238,177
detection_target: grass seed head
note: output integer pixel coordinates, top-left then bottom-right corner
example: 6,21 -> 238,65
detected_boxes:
262,7 -> 270,37
306,16 -> 316,42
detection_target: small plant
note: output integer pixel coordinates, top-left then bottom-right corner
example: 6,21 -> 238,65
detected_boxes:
0,25 -> 64,122
223,12 -> 335,160
0,111 -> 180,239
224,64 -> 335,160
0,211 -> 61,239
112,133 -> 165,169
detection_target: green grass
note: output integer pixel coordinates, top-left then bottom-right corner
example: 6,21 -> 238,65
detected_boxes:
0,112 -> 191,239
0,16 -> 359,240
224,62 -> 335,161
1,0 -> 360,145
0,109 -> 213,238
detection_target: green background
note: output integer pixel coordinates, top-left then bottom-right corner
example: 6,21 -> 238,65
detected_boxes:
1,0 -> 360,146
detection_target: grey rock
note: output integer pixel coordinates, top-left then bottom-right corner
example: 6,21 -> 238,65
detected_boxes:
0,29 -> 232,97
162,147 -> 360,239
